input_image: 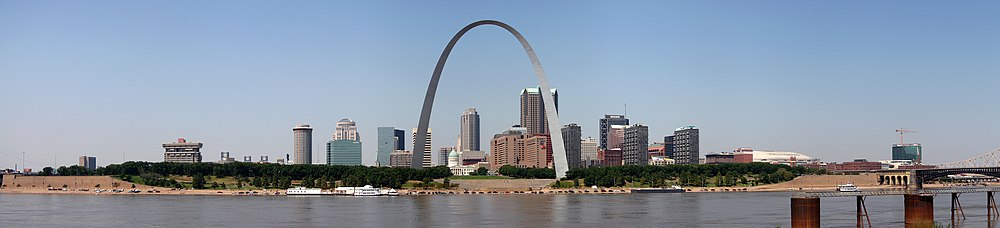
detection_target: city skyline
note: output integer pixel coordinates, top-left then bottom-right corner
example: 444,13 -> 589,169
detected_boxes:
3,1 -> 1000,168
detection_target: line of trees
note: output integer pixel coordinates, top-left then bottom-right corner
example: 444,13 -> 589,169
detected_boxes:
565,163 -> 820,188
497,165 -> 556,179
33,162 -> 453,189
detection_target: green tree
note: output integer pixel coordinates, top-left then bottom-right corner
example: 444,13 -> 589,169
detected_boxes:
471,167 -> 489,176
192,174 -> 206,189
279,177 -> 292,189
40,167 -> 54,176
302,176 -> 314,188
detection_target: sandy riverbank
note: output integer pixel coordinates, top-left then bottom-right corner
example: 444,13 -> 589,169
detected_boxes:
0,175 -> 284,196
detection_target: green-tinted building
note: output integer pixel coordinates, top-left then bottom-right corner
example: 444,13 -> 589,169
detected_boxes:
892,143 -> 922,163
327,140 -> 362,165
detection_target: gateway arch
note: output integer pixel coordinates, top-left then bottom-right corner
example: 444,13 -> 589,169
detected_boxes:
413,20 -> 569,178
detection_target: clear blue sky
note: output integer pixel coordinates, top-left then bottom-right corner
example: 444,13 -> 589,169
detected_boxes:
2,1 -> 999,168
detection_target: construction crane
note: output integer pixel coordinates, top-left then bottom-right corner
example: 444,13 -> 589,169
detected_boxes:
895,128 -> 918,145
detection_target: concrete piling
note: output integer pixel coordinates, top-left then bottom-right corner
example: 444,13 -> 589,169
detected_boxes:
791,197 -> 820,228
904,194 -> 934,228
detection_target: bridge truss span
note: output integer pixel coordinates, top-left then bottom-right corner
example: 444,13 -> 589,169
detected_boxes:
934,147 -> 1000,169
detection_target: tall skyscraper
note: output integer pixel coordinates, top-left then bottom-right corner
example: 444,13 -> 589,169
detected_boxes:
377,127 -> 405,166
79,156 -> 96,170
671,125 -> 700,164
394,129 -> 406,151
623,124 -> 649,165
412,128 -> 432,168
460,108 -> 481,151
333,118 -> 360,141
581,137 -> 600,167
599,114 -> 629,150
892,143 -> 923,163
293,124 -> 313,164
327,140 -> 362,165
163,138 -> 203,163
561,123 -> 582,169
520,86 -> 558,135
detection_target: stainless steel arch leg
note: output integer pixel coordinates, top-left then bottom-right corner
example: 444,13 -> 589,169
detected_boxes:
413,20 -> 568,178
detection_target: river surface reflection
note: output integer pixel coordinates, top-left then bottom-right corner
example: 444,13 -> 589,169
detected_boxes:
2,192 -> 999,227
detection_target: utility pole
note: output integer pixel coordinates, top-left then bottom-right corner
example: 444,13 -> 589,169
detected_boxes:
22,152 -> 25,172
895,128 -> 918,144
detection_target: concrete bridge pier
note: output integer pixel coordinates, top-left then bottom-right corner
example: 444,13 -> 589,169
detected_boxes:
905,194 -> 934,227
791,197 -> 820,228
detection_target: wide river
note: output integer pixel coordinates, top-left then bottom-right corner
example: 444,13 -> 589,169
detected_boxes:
1,192 -> 998,227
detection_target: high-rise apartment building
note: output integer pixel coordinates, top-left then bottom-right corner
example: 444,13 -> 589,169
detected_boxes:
333,118 -> 360,141
581,137 -> 600,167
79,156 -> 96,170
293,124 -> 313,164
327,140 -> 362,165
377,127 -> 405,166
671,126 -> 700,164
892,143 -> 923,163
623,124 -> 649,165
412,128 -> 432,168
460,108 -> 480,151
599,114 -> 629,150
520,86 -> 558,135
561,123 -> 582,169
490,126 -> 548,171
163,138 -> 203,163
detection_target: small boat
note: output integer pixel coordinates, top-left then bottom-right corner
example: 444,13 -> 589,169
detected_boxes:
384,189 -> 399,196
837,183 -> 860,192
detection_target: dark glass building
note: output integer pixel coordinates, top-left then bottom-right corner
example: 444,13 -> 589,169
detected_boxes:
892,143 -> 922,163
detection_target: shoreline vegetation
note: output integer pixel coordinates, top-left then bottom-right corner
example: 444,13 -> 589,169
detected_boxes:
0,161 -> 926,196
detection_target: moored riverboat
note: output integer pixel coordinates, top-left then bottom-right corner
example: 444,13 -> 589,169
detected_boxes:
632,185 -> 685,193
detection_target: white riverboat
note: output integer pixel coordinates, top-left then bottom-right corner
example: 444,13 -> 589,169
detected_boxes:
332,185 -> 399,196
286,187 -> 325,195
353,185 -> 381,196
837,183 -> 860,192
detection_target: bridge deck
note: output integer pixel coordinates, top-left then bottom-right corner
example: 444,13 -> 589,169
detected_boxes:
802,187 -> 1000,197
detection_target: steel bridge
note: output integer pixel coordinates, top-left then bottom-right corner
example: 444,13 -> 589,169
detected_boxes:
933,147 -> 1000,169
790,147 -> 1000,227
804,186 -> 1000,198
